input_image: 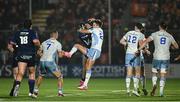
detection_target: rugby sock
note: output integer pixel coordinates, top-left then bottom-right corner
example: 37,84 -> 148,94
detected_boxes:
9,80 -> 17,96
58,88 -> 63,94
69,47 -> 77,55
133,76 -> 139,92
152,75 -> 157,86
83,69 -> 92,86
140,76 -> 146,89
160,77 -> 166,96
126,76 -> 131,93
28,80 -> 35,94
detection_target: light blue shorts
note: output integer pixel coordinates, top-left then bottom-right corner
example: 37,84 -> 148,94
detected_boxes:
125,53 -> 140,68
39,61 -> 60,76
152,59 -> 169,73
86,48 -> 101,61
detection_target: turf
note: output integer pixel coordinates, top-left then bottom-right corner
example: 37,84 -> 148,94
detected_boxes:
0,78 -> 180,102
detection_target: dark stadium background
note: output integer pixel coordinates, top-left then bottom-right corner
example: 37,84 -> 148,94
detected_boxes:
0,0 -> 180,78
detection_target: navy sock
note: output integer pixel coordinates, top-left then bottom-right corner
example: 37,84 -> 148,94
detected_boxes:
81,78 -> 85,81
28,80 -> 35,94
15,81 -> 21,86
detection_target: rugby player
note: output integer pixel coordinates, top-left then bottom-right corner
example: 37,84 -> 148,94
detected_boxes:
138,22 -> 179,97
77,18 -> 94,87
9,19 -> 40,97
33,30 -> 65,97
120,23 -> 145,97
64,19 -> 103,90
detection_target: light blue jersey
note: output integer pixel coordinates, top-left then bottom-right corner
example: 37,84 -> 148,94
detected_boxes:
40,39 -> 62,61
87,27 -> 103,60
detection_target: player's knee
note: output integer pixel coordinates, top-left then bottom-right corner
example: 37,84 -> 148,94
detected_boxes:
74,44 -> 80,48
57,74 -> 63,80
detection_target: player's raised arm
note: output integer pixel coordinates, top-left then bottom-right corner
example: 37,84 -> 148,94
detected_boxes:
78,29 -> 91,34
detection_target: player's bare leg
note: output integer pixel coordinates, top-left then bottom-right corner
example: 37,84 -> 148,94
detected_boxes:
52,71 -> 64,96
34,75 -> 44,96
78,58 -> 95,90
151,72 -> 158,96
132,67 -> 141,97
10,62 -> 27,96
13,67 -> 18,80
64,44 -> 87,58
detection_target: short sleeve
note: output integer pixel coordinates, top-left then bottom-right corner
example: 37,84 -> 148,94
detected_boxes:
139,34 -> 145,40
57,42 -> 62,51
123,32 -> 129,40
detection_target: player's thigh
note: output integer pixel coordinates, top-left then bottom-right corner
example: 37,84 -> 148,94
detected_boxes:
86,48 -> 101,61
126,67 -> 133,76
74,44 -> 87,55
39,61 -> 48,76
152,59 -> 160,73
85,59 -> 95,70
46,61 -> 62,78
18,62 -> 27,75
125,53 -> 135,67
135,66 -> 141,76
160,60 -> 169,74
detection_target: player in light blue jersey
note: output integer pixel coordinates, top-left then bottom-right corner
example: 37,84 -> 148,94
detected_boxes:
138,22 -> 179,97
33,30 -> 65,97
64,19 -> 103,90
120,23 -> 145,97
137,38 -> 150,96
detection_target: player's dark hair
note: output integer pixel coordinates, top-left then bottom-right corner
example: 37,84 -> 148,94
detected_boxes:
135,23 -> 143,30
159,22 -> 168,30
91,19 -> 103,27
23,19 -> 32,29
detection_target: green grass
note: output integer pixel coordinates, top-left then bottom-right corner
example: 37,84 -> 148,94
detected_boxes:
0,78 -> 180,101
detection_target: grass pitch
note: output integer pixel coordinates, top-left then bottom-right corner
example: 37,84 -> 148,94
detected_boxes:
0,78 -> 180,101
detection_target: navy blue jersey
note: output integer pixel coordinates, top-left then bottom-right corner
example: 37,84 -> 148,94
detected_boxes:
11,29 -> 38,55
79,32 -> 91,48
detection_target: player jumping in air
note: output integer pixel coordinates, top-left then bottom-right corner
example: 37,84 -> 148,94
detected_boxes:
138,22 -> 179,97
64,19 -> 103,90
120,23 -> 145,97
33,30 -> 65,97
9,19 -> 40,97
77,18 -> 95,87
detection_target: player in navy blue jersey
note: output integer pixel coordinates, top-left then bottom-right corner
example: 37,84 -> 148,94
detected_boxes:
77,19 -> 93,87
9,19 -> 40,97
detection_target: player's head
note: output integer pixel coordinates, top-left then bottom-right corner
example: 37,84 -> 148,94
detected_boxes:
23,19 -> 32,29
84,18 -> 96,29
135,23 -> 143,32
50,30 -> 58,39
159,22 -> 168,30
91,19 -> 103,28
